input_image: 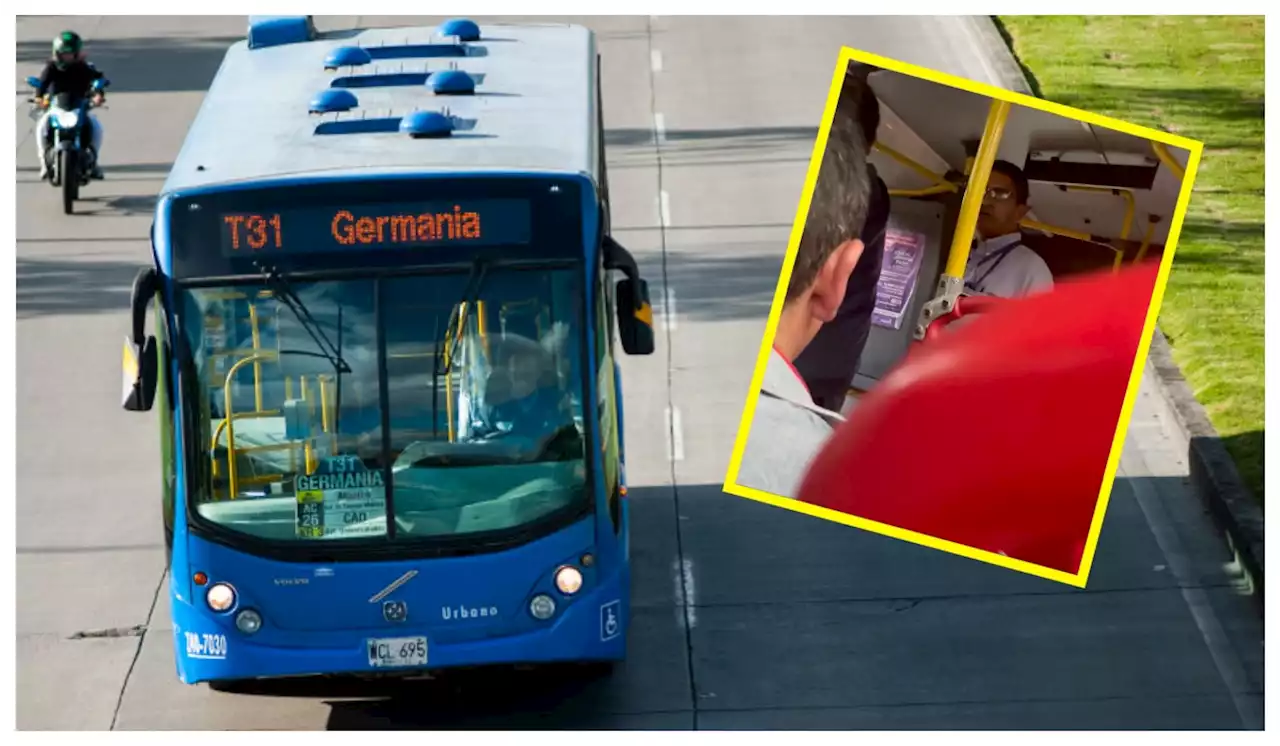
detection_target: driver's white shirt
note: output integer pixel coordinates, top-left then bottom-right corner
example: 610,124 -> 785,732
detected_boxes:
964,233 -> 1055,298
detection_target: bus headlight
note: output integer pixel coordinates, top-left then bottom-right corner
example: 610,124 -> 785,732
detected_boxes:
235,609 -> 262,634
529,594 -> 556,620
206,582 -> 236,612
554,565 -> 583,596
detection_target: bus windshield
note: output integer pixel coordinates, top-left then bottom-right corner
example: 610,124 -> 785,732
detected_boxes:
176,266 -> 589,546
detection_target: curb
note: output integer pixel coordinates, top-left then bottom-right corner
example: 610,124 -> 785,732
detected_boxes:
1146,328 -> 1265,597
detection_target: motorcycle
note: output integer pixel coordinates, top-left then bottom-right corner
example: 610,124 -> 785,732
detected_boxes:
25,75 -> 109,215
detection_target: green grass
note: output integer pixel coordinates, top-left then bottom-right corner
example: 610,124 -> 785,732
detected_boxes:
997,15 -> 1265,504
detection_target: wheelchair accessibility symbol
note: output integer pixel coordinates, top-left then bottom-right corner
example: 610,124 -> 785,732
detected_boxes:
600,600 -> 621,642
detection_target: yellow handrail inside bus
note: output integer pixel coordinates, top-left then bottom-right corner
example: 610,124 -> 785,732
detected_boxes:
202,289 -> 274,302
874,142 -> 954,185
945,99 -> 1011,280
1021,219 -> 1125,274
444,302 -> 471,443
223,351 -> 279,499
285,377 -> 296,473
1134,216 -> 1159,264
1051,184 -> 1136,242
248,303 -> 264,413
1151,141 -> 1185,181
299,375 -> 315,474
874,141 -> 959,198
211,409 -> 281,478
889,183 -> 958,198
318,374 -> 336,454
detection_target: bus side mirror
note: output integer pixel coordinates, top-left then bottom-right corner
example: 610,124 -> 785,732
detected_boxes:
615,278 -> 655,356
123,337 -> 158,412
602,234 -> 655,356
123,267 -> 161,412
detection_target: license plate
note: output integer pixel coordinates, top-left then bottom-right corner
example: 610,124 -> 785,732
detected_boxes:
366,636 -> 428,668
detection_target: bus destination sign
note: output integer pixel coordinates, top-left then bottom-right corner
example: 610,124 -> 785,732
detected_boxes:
219,198 -> 532,257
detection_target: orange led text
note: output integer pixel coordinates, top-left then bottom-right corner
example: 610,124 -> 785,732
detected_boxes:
223,214 -> 283,251
331,206 -> 482,246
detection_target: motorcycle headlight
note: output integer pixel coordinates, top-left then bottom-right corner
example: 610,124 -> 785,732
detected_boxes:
54,111 -> 79,128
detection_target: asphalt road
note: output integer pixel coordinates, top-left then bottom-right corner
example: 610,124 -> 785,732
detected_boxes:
14,15 -> 1265,730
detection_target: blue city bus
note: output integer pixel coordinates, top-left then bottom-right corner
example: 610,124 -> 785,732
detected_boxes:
121,16 -> 656,689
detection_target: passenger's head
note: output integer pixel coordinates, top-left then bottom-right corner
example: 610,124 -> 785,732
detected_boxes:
775,71 -> 872,360
977,159 -> 1031,239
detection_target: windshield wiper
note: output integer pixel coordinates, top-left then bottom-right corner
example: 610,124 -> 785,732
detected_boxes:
253,262 -> 351,375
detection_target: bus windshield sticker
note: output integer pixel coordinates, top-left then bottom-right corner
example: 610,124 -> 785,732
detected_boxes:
220,198 -> 532,257
294,455 -> 388,539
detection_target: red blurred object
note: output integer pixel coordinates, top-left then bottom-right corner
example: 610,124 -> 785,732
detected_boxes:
922,294 -> 1007,342
797,264 -> 1160,575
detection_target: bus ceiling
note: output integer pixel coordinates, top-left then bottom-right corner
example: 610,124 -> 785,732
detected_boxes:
864,86 -> 1187,295
862,89 -> 1189,341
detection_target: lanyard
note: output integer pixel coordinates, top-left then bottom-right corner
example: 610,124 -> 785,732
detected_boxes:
965,241 -> 1020,294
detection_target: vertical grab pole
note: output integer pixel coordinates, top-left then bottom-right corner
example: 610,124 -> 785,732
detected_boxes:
285,376 -> 296,474
319,376 -> 330,431
1135,215 -> 1159,264
915,98 -> 1011,341
945,99 -> 1011,281
300,375 -> 315,473
249,303 -> 263,413
223,353 -> 274,500
445,303 -> 467,444
1117,189 -> 1135,244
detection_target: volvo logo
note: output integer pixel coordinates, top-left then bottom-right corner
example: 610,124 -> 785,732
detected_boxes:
383,600 -> 408,623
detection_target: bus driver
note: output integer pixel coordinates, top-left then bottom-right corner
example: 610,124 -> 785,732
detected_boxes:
964,160 -> 1054,299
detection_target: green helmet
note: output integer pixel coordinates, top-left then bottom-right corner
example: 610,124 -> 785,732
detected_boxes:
52,31 -> 83,68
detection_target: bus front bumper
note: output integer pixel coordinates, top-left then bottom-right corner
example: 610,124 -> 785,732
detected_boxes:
171,570 -> 630,686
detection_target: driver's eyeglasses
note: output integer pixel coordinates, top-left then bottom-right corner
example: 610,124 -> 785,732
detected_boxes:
982,186 -> 1016,202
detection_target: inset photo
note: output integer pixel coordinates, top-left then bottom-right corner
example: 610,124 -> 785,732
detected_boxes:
724,47 -> 1202,586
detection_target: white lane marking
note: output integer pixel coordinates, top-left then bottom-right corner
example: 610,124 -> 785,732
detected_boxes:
664,406 -> 685,462
672,406 -> 684,461
650,49 -> 663,73
682,558 -> 697,629
1122,438 -> 1263,728
659,190 -> 671,227
653,112 -> 667,144
671,558 -> 696,629
660,286 -> 678,331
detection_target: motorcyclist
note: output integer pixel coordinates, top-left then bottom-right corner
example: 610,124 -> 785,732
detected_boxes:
33,30 -> 106,181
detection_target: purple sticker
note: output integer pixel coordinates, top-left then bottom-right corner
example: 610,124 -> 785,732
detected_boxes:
871,229 -> 926,330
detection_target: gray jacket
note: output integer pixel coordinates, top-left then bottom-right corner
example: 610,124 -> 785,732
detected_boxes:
734,349 -> 845,499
